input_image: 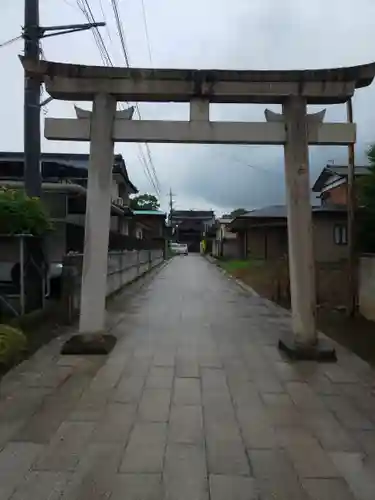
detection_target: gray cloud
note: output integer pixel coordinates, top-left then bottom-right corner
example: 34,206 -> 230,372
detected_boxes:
1,0 -> 375,214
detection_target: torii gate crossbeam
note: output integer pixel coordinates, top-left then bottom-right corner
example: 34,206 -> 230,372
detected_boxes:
21,58 -> 375,360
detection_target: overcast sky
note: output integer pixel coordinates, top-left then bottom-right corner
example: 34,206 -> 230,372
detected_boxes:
2,0 -> 375,214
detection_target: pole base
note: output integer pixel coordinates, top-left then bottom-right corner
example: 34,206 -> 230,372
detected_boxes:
61,333 -> 117,355
278,335 -> 337,362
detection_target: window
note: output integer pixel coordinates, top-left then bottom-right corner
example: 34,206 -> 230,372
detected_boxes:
334,224 -> 347,245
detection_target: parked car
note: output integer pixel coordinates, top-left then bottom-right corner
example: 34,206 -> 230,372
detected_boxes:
170,243 -> 188,255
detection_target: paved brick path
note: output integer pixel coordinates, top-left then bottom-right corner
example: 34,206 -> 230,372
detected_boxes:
0,255 -> 375,499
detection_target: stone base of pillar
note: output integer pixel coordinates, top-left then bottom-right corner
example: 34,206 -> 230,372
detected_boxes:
61,333 -> 117,355
278,336 -> 337,362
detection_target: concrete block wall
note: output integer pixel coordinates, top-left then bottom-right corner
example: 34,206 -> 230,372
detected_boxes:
237,258 -> 348,309
62,249 -> 164,322
359,255 -> 375,321
315,261 -> 348,307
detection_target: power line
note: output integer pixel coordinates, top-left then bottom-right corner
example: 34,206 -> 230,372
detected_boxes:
135,131 -> 160,194
168,187 -> 176,226
110,0 -> 131,66
62,0 -> 81,11
133,103 -> 161,194
77,0 -> 112,65
0,35 -> 22,49
74,0 -> 160,196
98,0 -> 114,45
109,0 -> 161,196
144,141 -> 161,193
140,0 -> 153,65
230,154 -> 274,175
137,150 -> 160,194
39,42 -> 46,60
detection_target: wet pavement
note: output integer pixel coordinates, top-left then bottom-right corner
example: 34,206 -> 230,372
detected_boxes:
0,255 -> 375,499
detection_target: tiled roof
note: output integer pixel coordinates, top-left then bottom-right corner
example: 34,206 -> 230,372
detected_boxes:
312,165 -> 370,192
236,204 -> 346,219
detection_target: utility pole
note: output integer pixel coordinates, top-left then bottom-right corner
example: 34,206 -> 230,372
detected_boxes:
347,98 -> 356,317
22,1 -> 106,312
168,188 -> 177,242
24,0 -> 43,311
24,0 -> 41,197
168,188 -> 175,226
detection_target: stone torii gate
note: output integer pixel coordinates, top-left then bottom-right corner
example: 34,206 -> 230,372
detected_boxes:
22,58 -> 375,358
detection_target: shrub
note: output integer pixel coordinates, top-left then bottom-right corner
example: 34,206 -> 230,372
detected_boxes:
0,325 -> 27,366
0,187 -> 52,236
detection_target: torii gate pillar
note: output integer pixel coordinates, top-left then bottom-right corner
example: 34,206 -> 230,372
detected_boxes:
280,97 -> 325,358
61,94 -> 119,355
79,94 -> 116,336
266,100 -> 335,360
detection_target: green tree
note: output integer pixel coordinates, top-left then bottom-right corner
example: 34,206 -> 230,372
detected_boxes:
0,188 -> 52,235
358,144 -> 375,252
230,208 -> 248,218
130,193 -> 160,211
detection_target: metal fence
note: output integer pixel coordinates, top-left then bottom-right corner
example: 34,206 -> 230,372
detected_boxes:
61,249 -> 164,322
0,234 -> 47,318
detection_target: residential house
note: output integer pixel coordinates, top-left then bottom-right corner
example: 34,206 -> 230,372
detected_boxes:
212,218 -> 239,258
312,164 -> 369,206
230,163 -> 373,263
0,152 -> 138,284
131,210 -> 166,245
312,164 -> 375,318
229,205 -> 348,263
227,164 -> 367,305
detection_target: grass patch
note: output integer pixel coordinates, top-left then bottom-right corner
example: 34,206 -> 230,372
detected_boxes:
217,257 -> 290,307
219,259 -> 264,273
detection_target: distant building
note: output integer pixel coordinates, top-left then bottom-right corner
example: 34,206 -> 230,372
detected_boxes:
171,210 -> 215,252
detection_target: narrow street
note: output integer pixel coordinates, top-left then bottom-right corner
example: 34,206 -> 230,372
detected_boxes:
0,256 -> 375,499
